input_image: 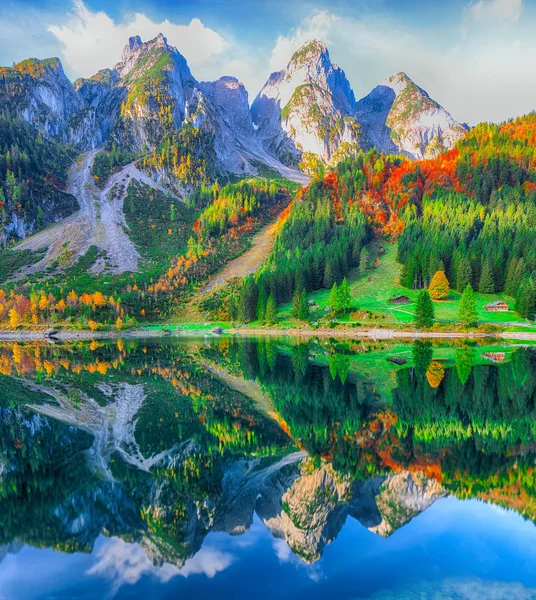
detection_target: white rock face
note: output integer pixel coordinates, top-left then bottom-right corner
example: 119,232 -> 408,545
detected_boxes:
356,72 -> 468,159
1,35 -> 468,189
251,40 -> 365,166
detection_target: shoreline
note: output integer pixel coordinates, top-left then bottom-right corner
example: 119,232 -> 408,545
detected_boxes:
0,326 -> 535,342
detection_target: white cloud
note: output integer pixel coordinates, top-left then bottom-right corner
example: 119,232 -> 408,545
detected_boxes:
263,7 -> 536,125
87,538 -> 234,595
468,0 -> 524,23
47,0 -> 229,78
3,0 -> 536,124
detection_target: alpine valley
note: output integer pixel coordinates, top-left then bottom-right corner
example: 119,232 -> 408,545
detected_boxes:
0,33 -> 534,333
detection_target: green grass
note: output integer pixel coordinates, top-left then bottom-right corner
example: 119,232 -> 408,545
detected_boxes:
0,248 -> 46,284
124,181 -> 197,267
293,242 -> 531,329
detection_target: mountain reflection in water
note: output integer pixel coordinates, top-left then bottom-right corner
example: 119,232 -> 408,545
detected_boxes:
0,337 -> 535,599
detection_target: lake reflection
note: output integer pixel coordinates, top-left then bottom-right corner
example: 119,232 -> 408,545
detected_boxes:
0,337 -> 535,599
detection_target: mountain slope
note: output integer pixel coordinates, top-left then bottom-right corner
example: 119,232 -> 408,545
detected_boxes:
356,72 -> 468,159
252,40 -> 366,168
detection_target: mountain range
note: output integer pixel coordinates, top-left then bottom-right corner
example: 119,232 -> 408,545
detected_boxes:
1,33 -> 467,182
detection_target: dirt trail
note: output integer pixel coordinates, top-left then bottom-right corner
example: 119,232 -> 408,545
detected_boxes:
200,220 -> 279,295
13,153 -> 177,278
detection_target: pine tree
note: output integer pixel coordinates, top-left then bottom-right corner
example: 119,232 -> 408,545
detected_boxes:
428,270 -> 450,300
478,262 -> 495,293
414,290 -> 435,328
257,284 -> 267,322
515,277 -> 536,320
323,261 -> 335,288
329,282 -> 340,315
292,288 -> 302,319
458,284 -> 477,326
238,277 -> 258,323
456,259 -> 472,292
338,278 -> 352,312
297,292 -> 310,321
265,293 -> 277,326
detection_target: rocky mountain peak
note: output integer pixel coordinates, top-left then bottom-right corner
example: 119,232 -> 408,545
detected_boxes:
251,39 -> 361,167
356,70 -> 467,159
289,39 -> 329,66
113,33 -> 187,80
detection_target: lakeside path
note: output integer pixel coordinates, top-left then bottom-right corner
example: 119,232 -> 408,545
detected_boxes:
0,327 -> 535,342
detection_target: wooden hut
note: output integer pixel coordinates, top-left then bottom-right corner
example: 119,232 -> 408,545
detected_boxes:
484,300 -> 509,312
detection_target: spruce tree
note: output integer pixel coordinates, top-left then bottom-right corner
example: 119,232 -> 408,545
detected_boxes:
458,284 -> 477,326
478,261 -> 495,294
429,270 -> 450,299
238,277 -> 258,323
323,261 -> 335,288
415,290 -> 435,328
338,278 -> 352,312
515,277 -> 536,320
456,259 -> 472,292
265,293 -> 277,326
297,292 -> 310,321
329,282 -> 340,315
257,284 -> 267,322
291,289 -> 302,319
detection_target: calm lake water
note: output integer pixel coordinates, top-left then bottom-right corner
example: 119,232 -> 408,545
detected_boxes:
0,337 -> 535,599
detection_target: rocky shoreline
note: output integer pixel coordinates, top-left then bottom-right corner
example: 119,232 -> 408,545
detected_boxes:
0,326 -> 534,343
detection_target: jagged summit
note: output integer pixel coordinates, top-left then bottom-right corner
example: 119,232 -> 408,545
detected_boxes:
113,32 -> 189,80
251,39 -> 362,168
356,70 -> 467,159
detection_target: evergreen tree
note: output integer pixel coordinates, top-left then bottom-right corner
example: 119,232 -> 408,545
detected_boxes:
515,277 -> 536,320
329,282 -> 340,315
478,261 -> 495,293
238,277 -> 258,323
265,293 -> 277,326
458,284 -> 477,326
297,292 -> 310,322
412,340 -> 433,372
291,288 -> 302,319
257,284 -> 267,322
428,270 -> 450,299
338,278 -> 352,312
414,290 -> 435,328
456,259 -> 472,292
323,261 -> 335,288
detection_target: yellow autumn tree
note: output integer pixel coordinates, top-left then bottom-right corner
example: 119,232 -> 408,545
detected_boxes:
88,320 -> 98,332
426,361 -> 446,388
8,309 -> 19,329
115,317 -> 123,331
429,270 -> 450,300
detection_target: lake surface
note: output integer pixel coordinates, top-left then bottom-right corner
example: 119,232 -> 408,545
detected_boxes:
0,337 -> 535,599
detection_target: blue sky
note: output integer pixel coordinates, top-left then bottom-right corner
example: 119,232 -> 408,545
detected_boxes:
1,0 -> 535,124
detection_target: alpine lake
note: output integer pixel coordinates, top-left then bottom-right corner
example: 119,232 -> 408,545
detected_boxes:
0,335 -> 535,599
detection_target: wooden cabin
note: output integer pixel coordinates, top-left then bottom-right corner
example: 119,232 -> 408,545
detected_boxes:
483,352 -> 506,363
390,295 -> 411,305
484,300 -> 509,312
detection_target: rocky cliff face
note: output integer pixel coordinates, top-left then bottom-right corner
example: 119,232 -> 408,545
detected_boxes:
0,57 -> 124,150
251,40 -> 366,167
73,69 -> 126,148
256,460 -> 446,563
355,72 -> 468,159
109,34 -> 194,152
0,35 -> 468,202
